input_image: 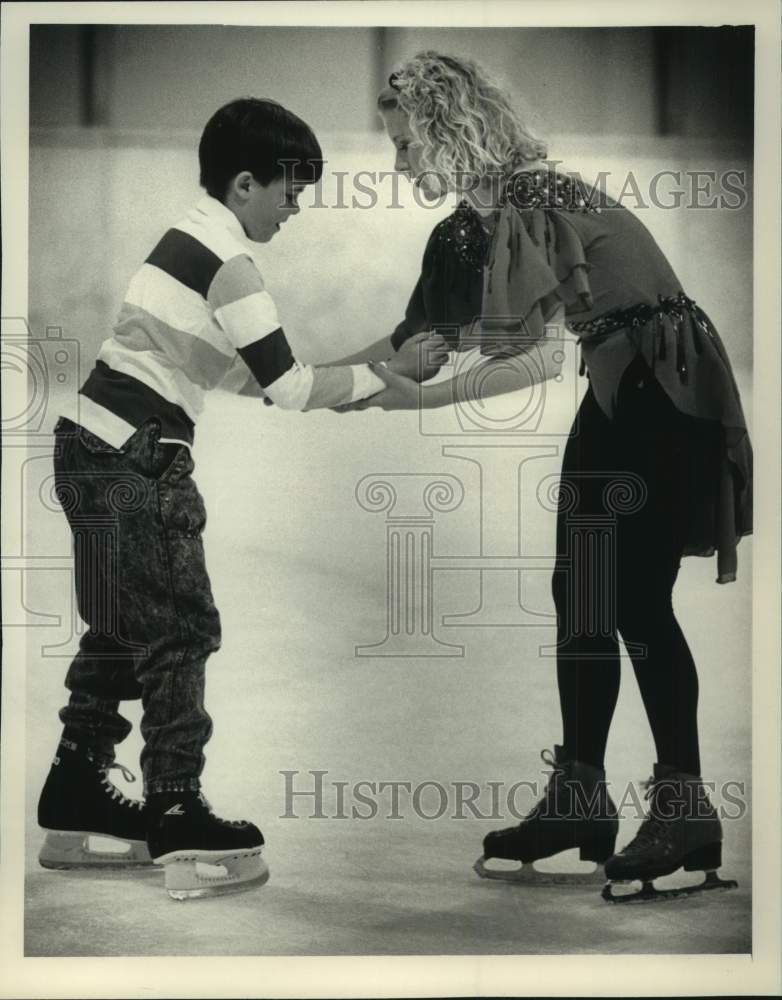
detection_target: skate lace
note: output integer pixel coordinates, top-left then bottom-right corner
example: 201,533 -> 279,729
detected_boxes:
521,748 -> 565,821
100,763 -> 145,809
625,777 -> 669,852
197,792 -> 245,827
540,747 -> 563,771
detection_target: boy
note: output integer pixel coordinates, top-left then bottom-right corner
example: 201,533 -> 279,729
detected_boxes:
37,98 -> 446,899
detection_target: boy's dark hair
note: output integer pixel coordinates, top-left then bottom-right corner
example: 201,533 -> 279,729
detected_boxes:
199,98 -> 323,200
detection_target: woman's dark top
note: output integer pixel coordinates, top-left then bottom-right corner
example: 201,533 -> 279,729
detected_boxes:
390,166 -> 752,583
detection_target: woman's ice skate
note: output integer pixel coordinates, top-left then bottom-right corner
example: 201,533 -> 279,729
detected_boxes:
37,738 -> 153,869
146,791 -> 269,900
475,746 -> 618,885
602,765 -> 738,903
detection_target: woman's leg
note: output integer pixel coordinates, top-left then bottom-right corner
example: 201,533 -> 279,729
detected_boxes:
613,372 -> 704,776
478,388 -> 624,875
602,377 -> 734,894
552,387 -> 623,770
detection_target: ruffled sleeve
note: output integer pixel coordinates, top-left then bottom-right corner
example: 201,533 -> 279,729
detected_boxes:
480,201 -> 594,357
390,211 -> 484,352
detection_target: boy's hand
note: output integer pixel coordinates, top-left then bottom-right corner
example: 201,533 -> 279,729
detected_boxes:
333,362 -> 421,412
387,331 -> 449,383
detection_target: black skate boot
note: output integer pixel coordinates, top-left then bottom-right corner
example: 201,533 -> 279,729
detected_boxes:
146,790 -> 268,900
602,764 -> 738,903
475,746 -> 618,885
37,737 -> 152,869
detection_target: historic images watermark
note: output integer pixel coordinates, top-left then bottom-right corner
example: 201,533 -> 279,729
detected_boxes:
279,160 -> 750,212
279,769 -> 748,822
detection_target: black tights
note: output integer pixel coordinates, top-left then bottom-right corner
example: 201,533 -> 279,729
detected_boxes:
552,360 -> 718,776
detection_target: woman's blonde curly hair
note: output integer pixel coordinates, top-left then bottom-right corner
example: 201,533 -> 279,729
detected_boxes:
378,51 -> 547,186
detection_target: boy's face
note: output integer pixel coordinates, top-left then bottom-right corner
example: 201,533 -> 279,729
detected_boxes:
232,173 -> 307,243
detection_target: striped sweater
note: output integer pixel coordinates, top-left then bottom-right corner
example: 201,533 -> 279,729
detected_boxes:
70,195 -> 384,447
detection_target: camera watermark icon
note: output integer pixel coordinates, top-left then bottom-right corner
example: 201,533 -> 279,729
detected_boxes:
1,317 -> 80,444
418,321 -> 581,439
2,316 -> 146,658
2,315 -> 79,646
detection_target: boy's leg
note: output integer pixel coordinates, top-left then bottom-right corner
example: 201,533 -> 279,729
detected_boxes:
53,418 -> 218,791
39,419 -> 159,867
54,419 -> 142,761
134,438 -> 220,792
59,640 -> 139,760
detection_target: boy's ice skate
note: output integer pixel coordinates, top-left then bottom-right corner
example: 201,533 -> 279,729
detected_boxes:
602,765 -> 738,903
37,738 -> 153,869
146,791 -> 268,900
474,746 -> 618,885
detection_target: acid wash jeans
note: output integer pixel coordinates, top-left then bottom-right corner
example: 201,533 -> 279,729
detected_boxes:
53,416 -> 221,793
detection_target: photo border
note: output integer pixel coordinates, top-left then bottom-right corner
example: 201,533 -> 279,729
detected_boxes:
2,1 -> 779,996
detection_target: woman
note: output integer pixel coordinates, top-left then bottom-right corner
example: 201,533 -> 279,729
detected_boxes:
349,52 -> 752,901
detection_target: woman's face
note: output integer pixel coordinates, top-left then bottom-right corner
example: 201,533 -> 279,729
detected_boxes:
381,107 -> 443,201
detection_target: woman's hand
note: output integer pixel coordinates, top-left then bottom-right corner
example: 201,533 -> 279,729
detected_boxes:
388,331 -> 449,382
333,362 -> 423,412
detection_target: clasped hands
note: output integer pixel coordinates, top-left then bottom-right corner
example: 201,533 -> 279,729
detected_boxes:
332,331 -> 450,413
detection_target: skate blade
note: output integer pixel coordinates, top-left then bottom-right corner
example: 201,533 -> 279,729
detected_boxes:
39,830 -> 156,870
474,855 -> 604,886
602,869 -> 739,904
159,850 -> 269,901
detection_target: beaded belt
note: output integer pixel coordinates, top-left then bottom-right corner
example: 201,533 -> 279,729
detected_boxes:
569,292 -> 717,384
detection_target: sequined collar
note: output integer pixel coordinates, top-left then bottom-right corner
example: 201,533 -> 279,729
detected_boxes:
434,167 -> 599,273
433,201 -> 493,272
505,167 -> 599,213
